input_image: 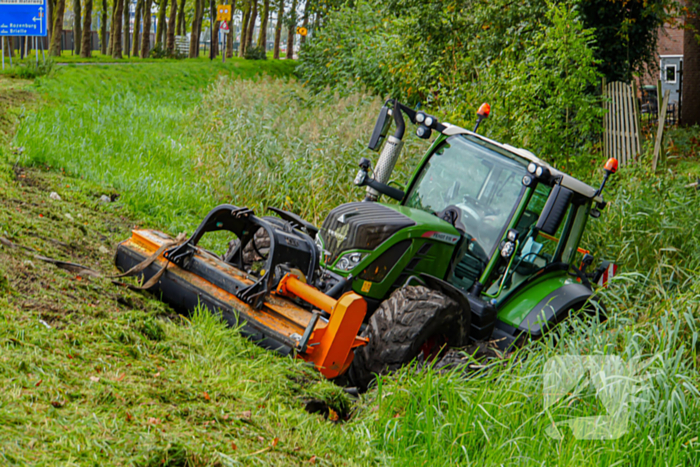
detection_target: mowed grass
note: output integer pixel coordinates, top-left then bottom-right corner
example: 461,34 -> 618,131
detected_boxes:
6,63 -> 700,465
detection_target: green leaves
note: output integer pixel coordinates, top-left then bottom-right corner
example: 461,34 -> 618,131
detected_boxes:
300,0 -> 604,169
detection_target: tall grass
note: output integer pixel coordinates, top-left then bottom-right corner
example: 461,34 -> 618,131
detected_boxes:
191,75 -> 430,225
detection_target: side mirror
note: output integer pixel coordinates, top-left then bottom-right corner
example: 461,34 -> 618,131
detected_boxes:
368,106 -> 392,152
536,184 -> 573,236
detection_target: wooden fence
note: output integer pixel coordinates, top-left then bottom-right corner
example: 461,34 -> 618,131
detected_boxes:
603,81 -> 642,166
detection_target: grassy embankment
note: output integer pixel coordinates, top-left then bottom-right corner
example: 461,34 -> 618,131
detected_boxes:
3,61 -> 700,465
0,63 -> 372,466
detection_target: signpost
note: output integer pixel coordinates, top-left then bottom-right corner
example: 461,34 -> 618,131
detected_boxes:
0,0 -> 48,69
216,5 -> 230,63
219,20 -> 228,63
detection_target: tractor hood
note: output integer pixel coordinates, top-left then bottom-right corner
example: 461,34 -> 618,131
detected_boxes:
318,201 -> 462,268
319,202 -> 416,264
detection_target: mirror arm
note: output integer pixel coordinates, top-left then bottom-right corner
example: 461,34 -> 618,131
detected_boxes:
363,177 -> 405,201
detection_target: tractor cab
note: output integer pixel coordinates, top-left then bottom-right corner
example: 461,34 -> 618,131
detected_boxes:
346,100 -> 616,345
401,130 -> 603,305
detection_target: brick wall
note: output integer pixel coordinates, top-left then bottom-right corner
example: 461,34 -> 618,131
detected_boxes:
658,23 -> 684,56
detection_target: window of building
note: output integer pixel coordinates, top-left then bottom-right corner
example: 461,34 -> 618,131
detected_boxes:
665,65 -> 677,83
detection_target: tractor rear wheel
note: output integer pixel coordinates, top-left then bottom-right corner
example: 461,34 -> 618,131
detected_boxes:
348,285 -> 464,390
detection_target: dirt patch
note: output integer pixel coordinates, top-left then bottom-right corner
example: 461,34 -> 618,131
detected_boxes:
0,163 -> 153,327
0,77 -> 36,141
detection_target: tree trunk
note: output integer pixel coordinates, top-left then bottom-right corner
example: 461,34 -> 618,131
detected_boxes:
272,0 -> 282,59
47,0 -> 56,40
256,0 -> 269,50
141,0 -> 153,57
238,0 -> 250,56
245,0 -> 257,50
132,0 -> 143,55
682,10 -> 700,126
100,0 -> 107,54
211,20 -> 220,56
155,0 -> 168,47
299,0 -> 308,46
112,0 -> 124,57
123,0 -> 130,55
48,0 -> 66,56
80,0 -> 92,57
166,0 -> 178,54
224,0 -> 236,58
285,0 -> 296,59
176,0 -> 186,35
107,0 -> 117,54
189,0 -> 203,57
73,0 -> 82,55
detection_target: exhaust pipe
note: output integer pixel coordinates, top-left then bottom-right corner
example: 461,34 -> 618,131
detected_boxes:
366,101 -> 405,201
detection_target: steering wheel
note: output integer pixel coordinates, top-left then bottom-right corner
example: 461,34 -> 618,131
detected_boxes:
464,194 -> 499,218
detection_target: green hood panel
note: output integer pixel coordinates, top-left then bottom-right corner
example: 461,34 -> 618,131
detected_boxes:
382,203 -> 460,235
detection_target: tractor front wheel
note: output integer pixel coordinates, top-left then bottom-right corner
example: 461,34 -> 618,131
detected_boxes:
348,285 -> 464,390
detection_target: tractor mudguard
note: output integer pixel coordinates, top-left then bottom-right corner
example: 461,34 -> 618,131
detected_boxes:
497,282 -> 601,341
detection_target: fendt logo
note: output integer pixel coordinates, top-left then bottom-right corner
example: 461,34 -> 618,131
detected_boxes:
543,355 -> 648,440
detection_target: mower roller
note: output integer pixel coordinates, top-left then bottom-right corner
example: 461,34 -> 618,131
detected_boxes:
116,100 -> 618,388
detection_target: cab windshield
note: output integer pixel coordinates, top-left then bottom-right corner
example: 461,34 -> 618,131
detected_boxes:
404,135 -> 527,258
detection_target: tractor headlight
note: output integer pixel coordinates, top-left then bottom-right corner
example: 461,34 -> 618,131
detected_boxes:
501,241 -> 515,258
501,230 -> 519,258
335,252 -> 368,271
424,116 -> 434,127
506,228 -> 519,242
416,125 -> 432,139
416,112 -> 426,123
522,175 -> 533,187
535,166 -> 551,179
527,162 -> 537,174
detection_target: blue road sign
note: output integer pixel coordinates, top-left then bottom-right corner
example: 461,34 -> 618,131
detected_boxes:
0,0 -> 48,36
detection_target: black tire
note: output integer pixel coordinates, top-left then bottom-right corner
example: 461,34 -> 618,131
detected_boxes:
223,227 -> 270,264
348,285 -> 464,390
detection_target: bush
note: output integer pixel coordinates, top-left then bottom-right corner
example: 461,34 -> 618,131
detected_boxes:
299,0 -> 604,170
148,43 -> 186,59
0,59 -> 54,79
149,43 -> 168,59
244,46 -> 267,60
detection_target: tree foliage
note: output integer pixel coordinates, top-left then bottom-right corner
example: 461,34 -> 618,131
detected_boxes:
578,0 -> 668,82
298,0 -> 606,168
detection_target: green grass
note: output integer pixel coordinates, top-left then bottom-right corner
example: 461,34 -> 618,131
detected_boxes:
13,61 -> 295,239
2,49 -> 289,64
4,61 -> 700,465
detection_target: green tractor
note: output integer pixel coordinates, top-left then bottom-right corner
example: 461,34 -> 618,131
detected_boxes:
116,100 -> 618,389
